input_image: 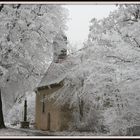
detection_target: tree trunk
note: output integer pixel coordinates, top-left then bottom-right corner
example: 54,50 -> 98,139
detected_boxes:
0,89 -> 6,128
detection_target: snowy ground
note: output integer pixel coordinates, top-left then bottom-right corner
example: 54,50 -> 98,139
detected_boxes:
0,128 -> 44,136
0,123 -> 110,136
0,129 -> 108,137
0,125 -> 110,136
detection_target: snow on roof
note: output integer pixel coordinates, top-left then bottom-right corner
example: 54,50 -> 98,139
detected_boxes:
36,48 -> 84,89
37,62 -> 67,88
37,57 -> 76,89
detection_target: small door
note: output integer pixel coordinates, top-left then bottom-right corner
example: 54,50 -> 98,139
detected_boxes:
47,113 -> 51,130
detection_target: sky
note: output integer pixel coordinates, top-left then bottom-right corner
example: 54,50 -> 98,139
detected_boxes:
63,5 -> 118,49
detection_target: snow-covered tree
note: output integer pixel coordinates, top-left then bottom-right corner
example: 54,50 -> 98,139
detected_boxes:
46,4 -> 140,135
85,4 -> 140,135
0,4 -> 68,128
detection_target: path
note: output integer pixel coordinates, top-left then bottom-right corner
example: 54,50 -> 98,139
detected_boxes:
0,127 -> 49,136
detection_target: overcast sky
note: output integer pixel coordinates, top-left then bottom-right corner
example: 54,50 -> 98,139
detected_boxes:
63,5 -> 118,48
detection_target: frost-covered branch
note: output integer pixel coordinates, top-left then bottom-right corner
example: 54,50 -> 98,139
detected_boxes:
106,55 -> 132,63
